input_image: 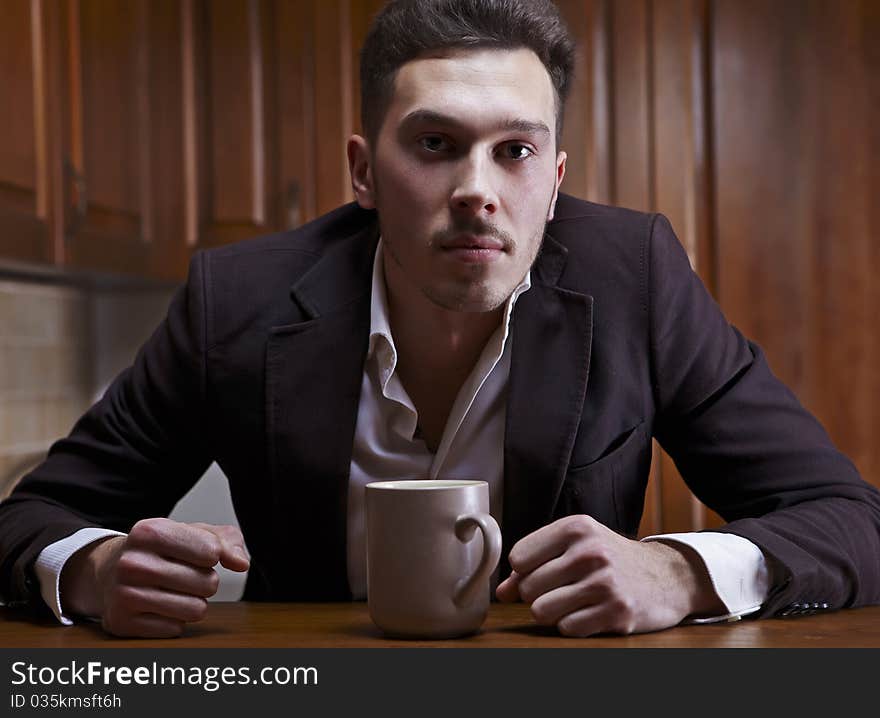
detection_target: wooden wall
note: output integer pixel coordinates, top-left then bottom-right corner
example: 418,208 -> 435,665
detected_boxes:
1,0 -> 876,534
555,0 -> 879,534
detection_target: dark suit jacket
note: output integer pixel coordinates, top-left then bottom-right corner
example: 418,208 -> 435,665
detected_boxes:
2,194 -> 879,617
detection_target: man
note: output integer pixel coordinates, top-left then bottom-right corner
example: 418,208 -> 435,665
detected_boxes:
1,0 -> 879,639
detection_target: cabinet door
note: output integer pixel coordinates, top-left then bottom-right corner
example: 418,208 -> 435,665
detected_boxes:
181,0 -> 359,250
59,0 -> 153,274
0,0 -> 61,265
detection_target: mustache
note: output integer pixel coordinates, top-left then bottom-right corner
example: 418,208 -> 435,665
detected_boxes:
429,219 -> 516,250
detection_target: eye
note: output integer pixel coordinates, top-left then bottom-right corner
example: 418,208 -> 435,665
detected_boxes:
502,143 -> 534,161
419,135 -> 452,153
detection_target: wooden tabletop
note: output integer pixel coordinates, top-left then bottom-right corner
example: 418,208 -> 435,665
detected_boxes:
3,602 -> 879,648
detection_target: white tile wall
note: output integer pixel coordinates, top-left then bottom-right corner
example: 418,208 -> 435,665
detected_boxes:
0,279 -> 245,600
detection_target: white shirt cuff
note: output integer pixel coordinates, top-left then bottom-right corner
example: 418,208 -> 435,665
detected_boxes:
34,527 -> 126,625
642,531 -> 770,624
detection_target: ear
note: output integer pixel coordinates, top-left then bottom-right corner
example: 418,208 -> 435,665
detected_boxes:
347,135 -> 376,209
546,150 -> 567,221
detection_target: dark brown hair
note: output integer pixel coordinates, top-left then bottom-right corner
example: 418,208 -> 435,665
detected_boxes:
359,0 -> 576,143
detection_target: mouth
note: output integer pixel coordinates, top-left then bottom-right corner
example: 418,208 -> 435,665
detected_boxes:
438,234 -> 507,264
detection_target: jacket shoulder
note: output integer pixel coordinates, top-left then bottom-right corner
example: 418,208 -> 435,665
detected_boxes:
550,193 -> 656,234
189,203 -> 376,341
203,202 -> 375,265
547,193 -> 660,294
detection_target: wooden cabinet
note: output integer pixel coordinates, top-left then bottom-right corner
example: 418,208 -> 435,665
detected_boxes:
2,0 -> 876,531
0,0 -> 382,281
0,0 -> 176,279
62,0 -> 153,275
181,0 -> 384,252
0,0 -> 60,265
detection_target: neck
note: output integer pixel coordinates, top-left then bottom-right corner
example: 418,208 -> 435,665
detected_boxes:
381,250 -> 507,451
383,255 -> 504,379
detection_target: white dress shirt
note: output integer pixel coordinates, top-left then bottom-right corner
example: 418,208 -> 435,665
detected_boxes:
36,239 -> 768,624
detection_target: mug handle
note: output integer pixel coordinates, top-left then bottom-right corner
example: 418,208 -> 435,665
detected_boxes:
452,512 -> 502,607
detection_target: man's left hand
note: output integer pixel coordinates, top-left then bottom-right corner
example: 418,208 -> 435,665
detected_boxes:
495,514 -> 725,637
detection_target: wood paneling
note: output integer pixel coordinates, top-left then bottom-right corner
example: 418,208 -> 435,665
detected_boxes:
561,0 -> 717,534
712,0 -> 880,488
558,0 -> 612,203
0,0 -> 875,532
558,0 -> 880,533
313,0 -> 354,217
611,0 -> 654,211
145,0 -> 187,280
183,0 -> 356,247
652,0 -> 725,531
62,0 -> 152,274
276,0 -> 317,227
0,0 -> 55,264
184,0 -> 275,248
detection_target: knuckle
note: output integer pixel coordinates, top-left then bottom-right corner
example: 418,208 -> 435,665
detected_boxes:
517,577 -> 537,604
568,546 -> 595,573
113,552 -> 147,583
609,594 -> 636,620
507,549 -> 525,572
591,568 -> 616,600
115,584 -> 143,606
560,516 -> 585,541
200,533 -> 222,563
101,614 -> 123,637
529,599 -> 554,625
166,621 -> 186,638
609,612 -> 637,635
557,616 -> 585,637
187,598 -> 209,622
129,518 -> 165,545
220,524 -> 243,542
589,544 -> 612,569
562,514 -> 594,540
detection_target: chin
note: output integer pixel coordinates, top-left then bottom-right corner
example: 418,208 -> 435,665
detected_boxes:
424,286 -> 510,314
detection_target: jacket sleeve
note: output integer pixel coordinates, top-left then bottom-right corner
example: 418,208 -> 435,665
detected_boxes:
0,253 -> 213,609
648,213 -> 880,616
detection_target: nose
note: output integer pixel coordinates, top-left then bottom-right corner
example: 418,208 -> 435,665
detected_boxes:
449,153 -> 498,216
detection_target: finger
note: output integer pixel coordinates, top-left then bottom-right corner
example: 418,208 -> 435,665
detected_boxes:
114,549 -> 220,598
515,549 -> 607,604
554,603 -> 616,638
192,523 -> 250,572
528,572 -> 611,626
111,584 -> 210,624
128,519 -> 223,569
507,515 -> 598,575
103,612 -> 186,639
495,571 -> 522,602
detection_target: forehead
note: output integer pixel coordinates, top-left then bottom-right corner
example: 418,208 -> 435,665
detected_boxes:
386,47 -> 557,130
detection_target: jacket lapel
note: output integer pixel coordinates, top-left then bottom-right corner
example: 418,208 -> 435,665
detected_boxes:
265,222 -> 378,599
501,235 -> 594,579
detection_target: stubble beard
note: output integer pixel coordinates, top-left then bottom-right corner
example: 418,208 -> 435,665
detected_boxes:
379,197 -> 553,315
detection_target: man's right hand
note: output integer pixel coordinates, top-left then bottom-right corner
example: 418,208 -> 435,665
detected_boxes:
60,518 -> 250,638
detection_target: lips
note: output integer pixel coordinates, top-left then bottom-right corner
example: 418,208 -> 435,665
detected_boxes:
437,234 -> 506,265
439,234 -> 506,251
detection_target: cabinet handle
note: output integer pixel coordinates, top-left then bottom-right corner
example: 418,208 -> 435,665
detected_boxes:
64,158 -> 88,240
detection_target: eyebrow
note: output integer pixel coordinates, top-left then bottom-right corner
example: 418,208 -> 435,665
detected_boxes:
400,109 -> 551,138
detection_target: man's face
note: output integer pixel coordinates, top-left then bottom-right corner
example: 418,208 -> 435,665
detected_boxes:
349,47 -> 566,313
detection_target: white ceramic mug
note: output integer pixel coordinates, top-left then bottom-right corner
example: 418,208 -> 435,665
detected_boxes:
365,480 -> 502,639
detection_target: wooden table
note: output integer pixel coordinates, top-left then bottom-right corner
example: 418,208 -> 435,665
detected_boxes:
3,602 -> 879,647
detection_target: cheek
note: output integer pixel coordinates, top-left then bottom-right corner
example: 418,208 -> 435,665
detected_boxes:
505,165 -> 555,219
375,151 -> 440,208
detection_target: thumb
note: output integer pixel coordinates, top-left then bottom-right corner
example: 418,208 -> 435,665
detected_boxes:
194,523 -> 250,572
495,570 -> 522,603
